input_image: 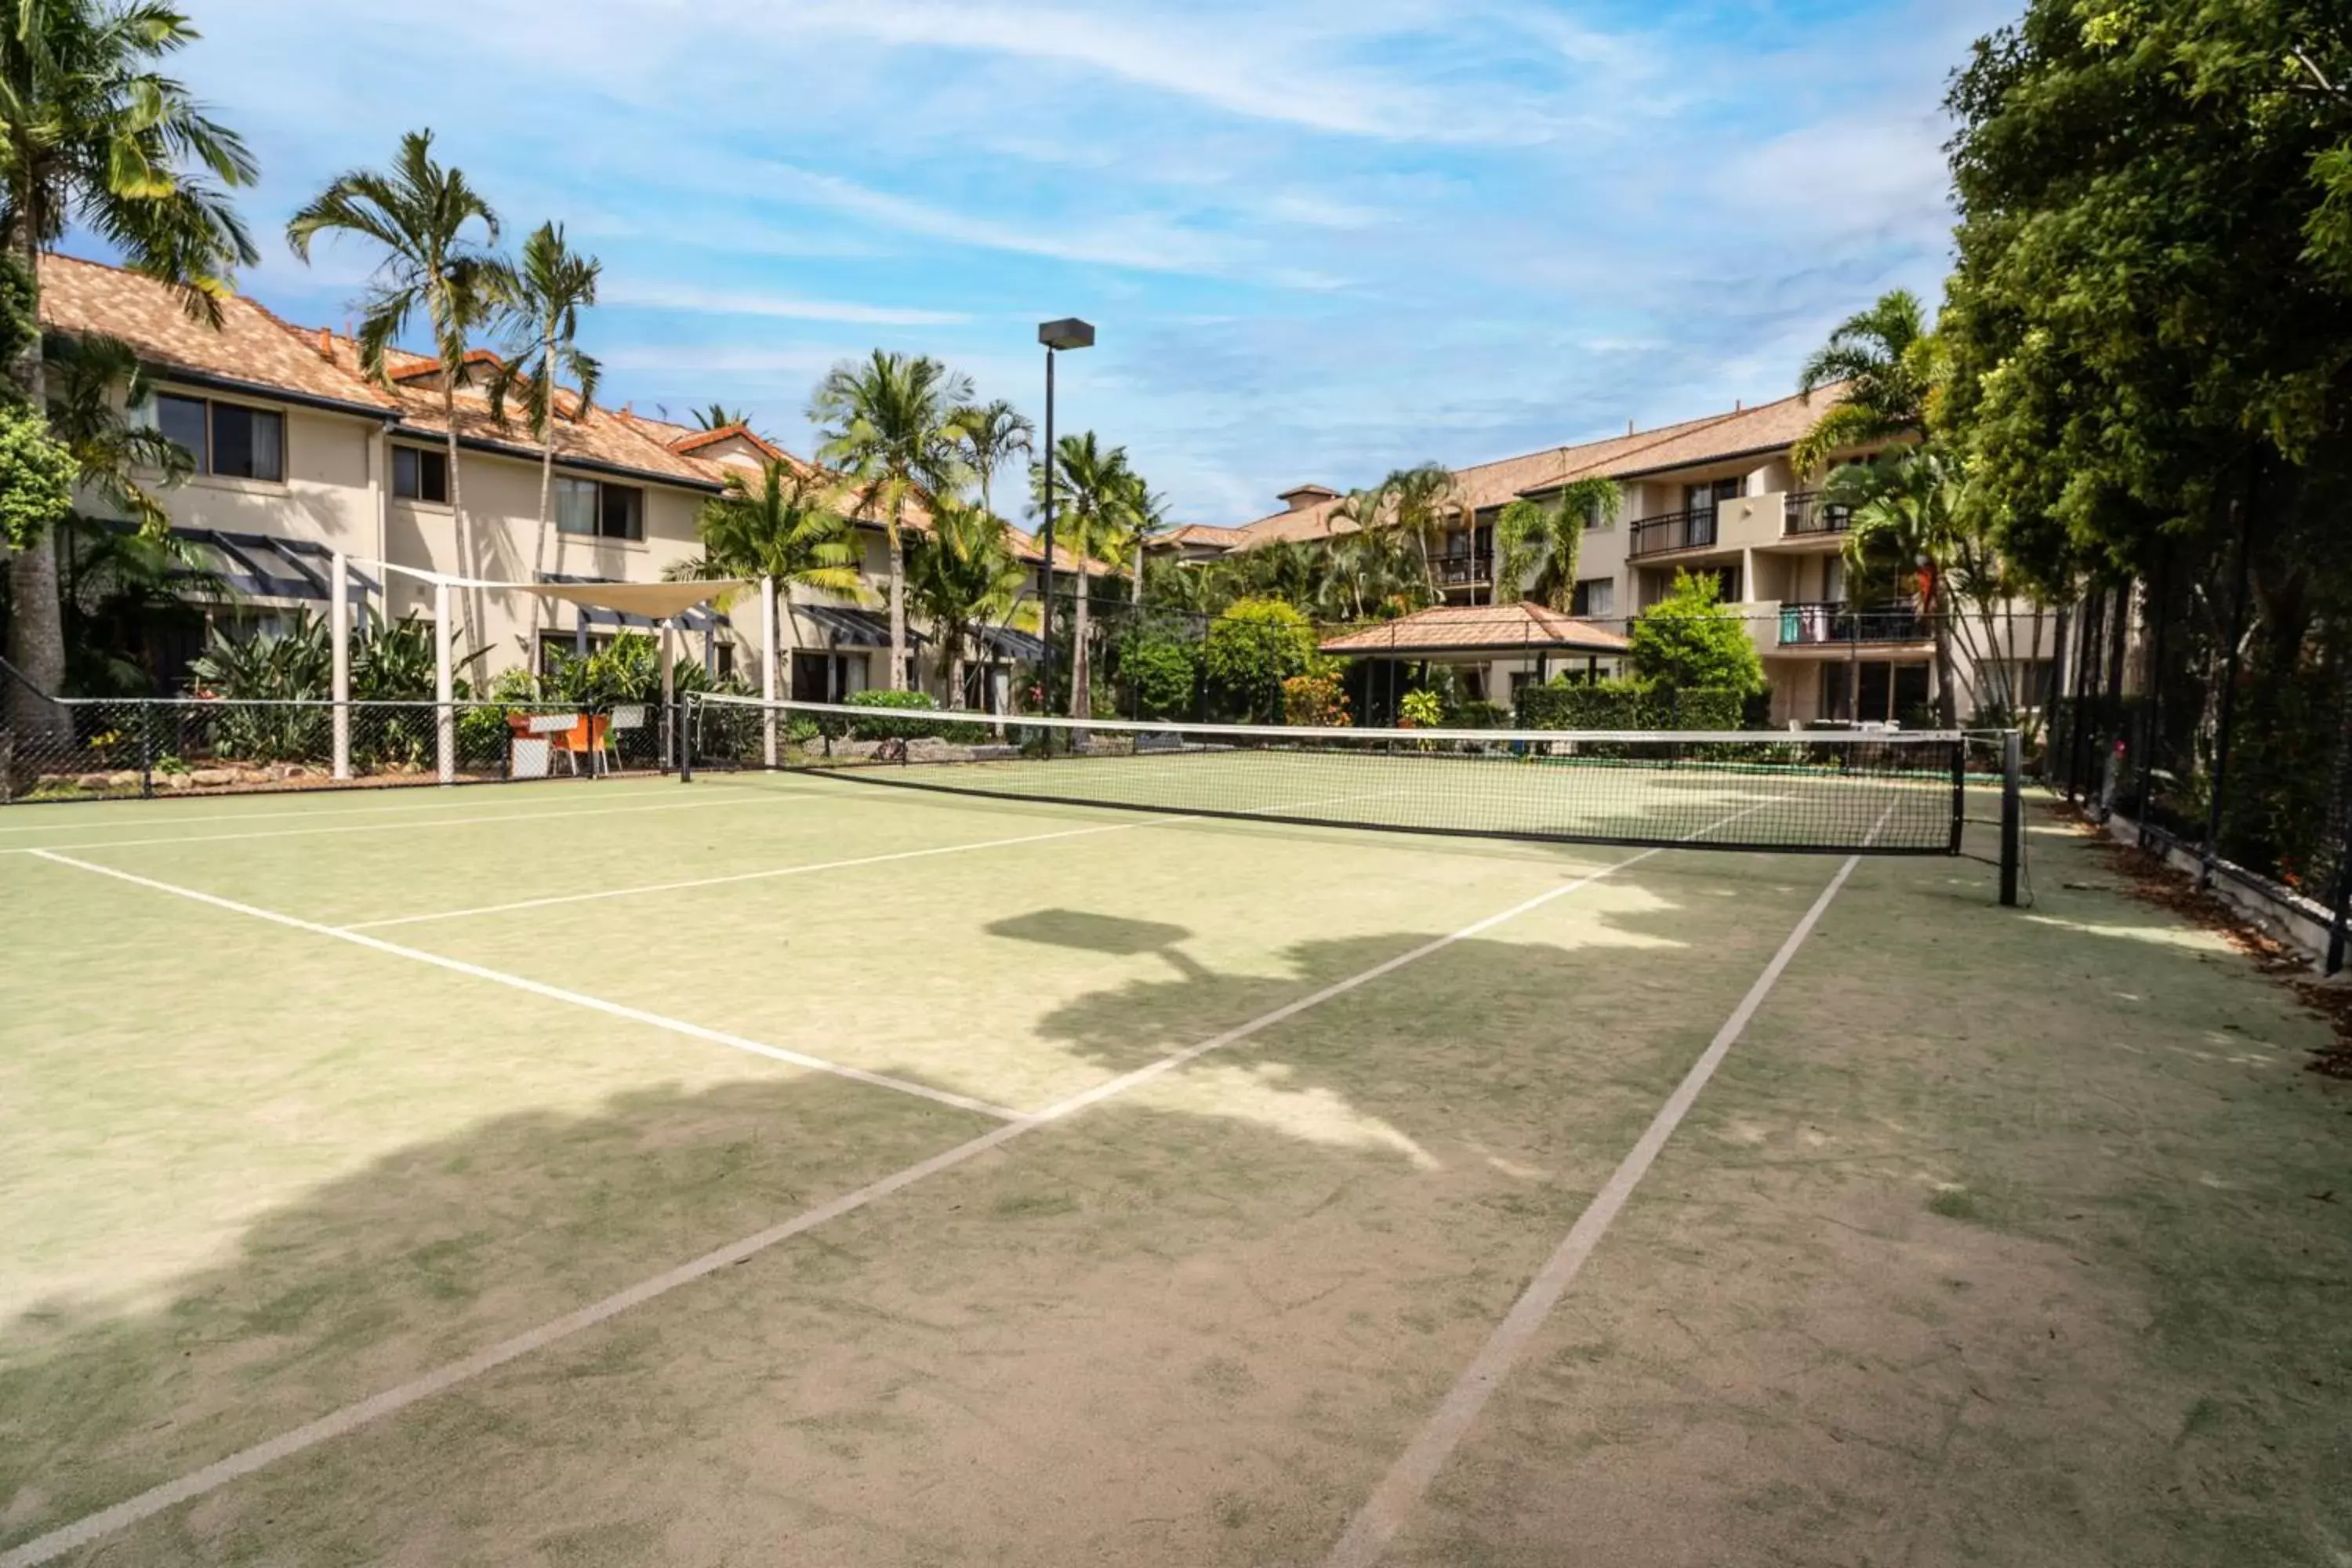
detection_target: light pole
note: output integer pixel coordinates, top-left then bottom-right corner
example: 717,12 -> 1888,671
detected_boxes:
1036,317 -> 1094,733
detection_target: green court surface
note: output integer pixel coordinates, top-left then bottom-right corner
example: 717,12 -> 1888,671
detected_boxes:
1,773 -> 2346,1566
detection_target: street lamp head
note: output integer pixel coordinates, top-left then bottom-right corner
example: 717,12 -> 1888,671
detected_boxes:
1038,317 -> 1096,351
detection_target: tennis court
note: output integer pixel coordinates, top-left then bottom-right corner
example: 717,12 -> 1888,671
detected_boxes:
2,742 -> 2347,1566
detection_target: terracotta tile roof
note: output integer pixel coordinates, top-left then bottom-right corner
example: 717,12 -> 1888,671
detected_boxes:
292,328 -> 728,490
1318,602 -> 1629,656
37,253 -> 396,412
667,422 -> 787,461
1202,386 -> 1857,554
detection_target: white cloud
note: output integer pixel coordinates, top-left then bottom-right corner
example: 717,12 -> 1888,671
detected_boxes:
601,280 -> 971,327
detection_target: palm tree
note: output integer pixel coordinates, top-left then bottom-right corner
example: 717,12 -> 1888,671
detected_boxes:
1112,470 -> 1168,606
1825,446 -> 1962,726
1034,432 -> 1139,720
1381,463 -> 1464,596
1493,477 -> 1621,609
691,402 -> 750,430
44,330 -> 193,530
1791,289 -> 1936,479
666,459 -> 862,691
288,129 -> 502,642
950,398 -> 1033,519
809,350 -> 972,691
0,0 -> 258,734
907,500 -> 1027,708
485,222 -> 601,633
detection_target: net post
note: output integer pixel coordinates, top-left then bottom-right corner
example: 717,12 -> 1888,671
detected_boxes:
433,579 -> 454,786
330,550 -> 351,782
760,575 -> 779,770
679,691 -> 695,784
1999,728 -> 2023,907
1949,730 -> 1966,855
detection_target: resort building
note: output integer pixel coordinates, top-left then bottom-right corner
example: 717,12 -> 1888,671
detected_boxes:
1167,391 -> 2054,726
34,253 -> 1078,705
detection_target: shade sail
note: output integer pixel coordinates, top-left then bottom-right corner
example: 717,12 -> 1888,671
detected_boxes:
514,579 -> 752,618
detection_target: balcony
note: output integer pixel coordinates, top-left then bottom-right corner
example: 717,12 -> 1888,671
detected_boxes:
1781,491 -> 1852,539
1434,553 -> 1491,588
1627,508 -> 1720,560
1777,601 -> 1930,647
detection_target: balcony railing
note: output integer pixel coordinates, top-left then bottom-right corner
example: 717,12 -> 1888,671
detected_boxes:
1627,508 -> 1719,559
1777,601 -> 1929,646
1782,491 -> 1853,538
1435,553 -> 1490,586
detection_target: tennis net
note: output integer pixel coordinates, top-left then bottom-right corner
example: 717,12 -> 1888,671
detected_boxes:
685,694 -> 1993,858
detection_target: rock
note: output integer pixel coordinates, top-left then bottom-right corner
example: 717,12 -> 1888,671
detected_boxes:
105,771 -> 141,789
190,768 -> 238,787
76,772 -> 114,790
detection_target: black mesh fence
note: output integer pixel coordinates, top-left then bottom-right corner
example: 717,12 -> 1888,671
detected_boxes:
2043,564 -> 2352,972
0,669 -> 679,804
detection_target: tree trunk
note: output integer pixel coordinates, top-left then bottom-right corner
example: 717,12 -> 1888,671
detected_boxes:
886,524 -> 907,691
1932,585 -> 1957,728
530,325 -> 557,644
1072,536 -> 1092,721
5,221 -> 67,742
947,644 -> 965,711
442,379 -> 474,653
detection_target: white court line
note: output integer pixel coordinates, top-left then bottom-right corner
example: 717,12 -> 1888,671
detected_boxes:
0,789 -> 785,855
1319,811 -> 1891,1568
0,804 -> 1778,1568
27,851 -> 1022,1123
339,817 -> 1163,930
0,777 -> 702,835
337,779 -> 1428,931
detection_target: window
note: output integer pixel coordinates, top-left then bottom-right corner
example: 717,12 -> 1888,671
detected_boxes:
1571,578 -> 1615,618
393,445 -> 449,503
153,394 -> 284,481
555,476 -> 644,540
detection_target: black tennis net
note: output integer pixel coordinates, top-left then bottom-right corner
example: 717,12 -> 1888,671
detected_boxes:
685,695 -> 1985,858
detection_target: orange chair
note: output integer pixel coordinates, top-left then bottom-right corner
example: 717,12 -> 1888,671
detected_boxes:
555,713 -> 610,776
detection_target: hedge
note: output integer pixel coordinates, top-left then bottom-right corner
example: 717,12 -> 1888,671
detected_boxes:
1513,680 -> 1744,732
842,689 -> 985,742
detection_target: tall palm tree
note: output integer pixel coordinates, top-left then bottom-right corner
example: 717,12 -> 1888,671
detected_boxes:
950,397 -> 1033,519
485,221 -> 601,631
1112,470 -> 1167,606
1825,446 -> 1961,726
43,330 -> 192,530
1381,463 -> 1464,597
1493,476 -> 1621,609
808,350 -> 972,691
1791,288 -> 1936,478
907,499 -> 1026,709
0,0 -> 257,734
288,129 -> 502,641
1034,431 -> 1136,720
666,459 -> 862,691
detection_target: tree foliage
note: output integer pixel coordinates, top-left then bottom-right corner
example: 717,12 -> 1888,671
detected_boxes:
0,397 -> 74,550
1626,571 -> 1766,696
1201,597 -> 1319,720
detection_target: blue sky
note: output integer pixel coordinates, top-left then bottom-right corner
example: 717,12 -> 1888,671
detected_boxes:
77,0 -> 2016,524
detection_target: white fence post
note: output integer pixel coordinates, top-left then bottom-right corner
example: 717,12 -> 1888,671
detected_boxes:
330,550 -> 351,781
434,578 -> 454,785
761,575 -> 779,768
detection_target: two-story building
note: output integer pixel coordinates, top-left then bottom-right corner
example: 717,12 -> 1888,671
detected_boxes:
1165,390 -> 2053,725
34,253 -> 1080,707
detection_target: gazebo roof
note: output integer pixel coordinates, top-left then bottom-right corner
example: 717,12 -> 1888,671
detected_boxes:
1318,602 -> 1630,659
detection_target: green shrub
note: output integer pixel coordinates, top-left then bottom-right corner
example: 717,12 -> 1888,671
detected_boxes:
843,688 -> 985,742
1203,598 -> 1319,721
1399,688 -> 1443,728
1672,688 -> 1744,731
1627,572 -> 1766,697
1516,677 -> 1656,731
1445,699 -> 1510,730
1122,636 -> 1197,720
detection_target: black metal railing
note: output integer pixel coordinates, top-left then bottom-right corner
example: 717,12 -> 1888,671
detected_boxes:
1435,553 -> 1491,586
1783,491 -> 1852,537
1777,601 -> 1930,646
1627,508 -> 1719,558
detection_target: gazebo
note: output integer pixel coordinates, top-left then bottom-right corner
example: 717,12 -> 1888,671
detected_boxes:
1319,602 -> 1631,719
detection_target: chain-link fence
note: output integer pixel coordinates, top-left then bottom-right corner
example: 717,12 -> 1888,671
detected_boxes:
1,666 -> 681,804
2044,564 -> 2352,973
